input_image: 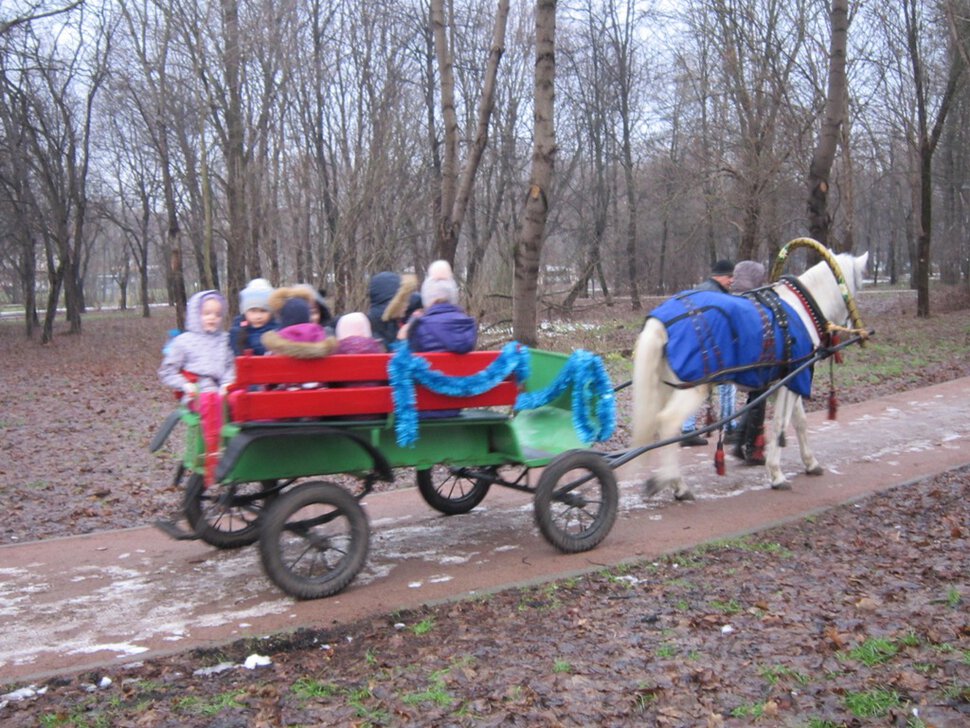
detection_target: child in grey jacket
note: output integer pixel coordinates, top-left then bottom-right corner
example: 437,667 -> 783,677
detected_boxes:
158,290 -> 236,397
158,290 -> 235,486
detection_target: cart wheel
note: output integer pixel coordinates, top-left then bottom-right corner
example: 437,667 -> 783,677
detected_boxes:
184,474 -> 279,549
535,450 -> 618,553
259,481 -> 369,600
416,466 -> 492,515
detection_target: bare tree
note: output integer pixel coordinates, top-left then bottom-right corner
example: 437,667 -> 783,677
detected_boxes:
513,0 -> 556,346
709,0 -> 809,260
903,0 -> 964,316
0,78 -> 42,335
7,8 -> 113,341
806,0 -> 849,250
0,0 -> 83,36
431,0 -> 510,267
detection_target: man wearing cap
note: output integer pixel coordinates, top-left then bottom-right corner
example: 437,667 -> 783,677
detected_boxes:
698,259 -> 735,293
679,259 -> 736,446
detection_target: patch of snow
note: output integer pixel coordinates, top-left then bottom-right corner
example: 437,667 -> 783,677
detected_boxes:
1,684 -> 47,702
68,642 -> 149,657
243,654 -> 271,669
193,662 -> 235,677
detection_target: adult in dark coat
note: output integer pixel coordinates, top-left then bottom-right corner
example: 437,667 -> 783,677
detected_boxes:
696,259 -> 735,294
730,260 -> 768,465
367,272 -> 418,348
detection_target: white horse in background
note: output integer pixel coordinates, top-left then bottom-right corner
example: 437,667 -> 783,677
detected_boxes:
631,251 -> 868,500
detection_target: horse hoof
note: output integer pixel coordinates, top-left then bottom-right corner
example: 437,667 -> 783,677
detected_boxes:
674,490 -> 695,501
806,465 -> 824,476
771,481 -> 792,491
643,478 -> 663,498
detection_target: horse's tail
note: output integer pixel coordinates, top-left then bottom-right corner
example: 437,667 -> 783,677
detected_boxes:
631,317 -> 668,447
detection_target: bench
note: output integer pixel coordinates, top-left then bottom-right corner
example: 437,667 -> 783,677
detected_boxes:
227,351 -> 520,423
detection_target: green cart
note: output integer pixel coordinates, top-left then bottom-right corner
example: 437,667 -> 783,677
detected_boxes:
152,346 -> 618,600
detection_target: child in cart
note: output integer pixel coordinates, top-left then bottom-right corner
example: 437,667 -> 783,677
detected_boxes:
229,278 -> 278,356
158,290 -> 235,486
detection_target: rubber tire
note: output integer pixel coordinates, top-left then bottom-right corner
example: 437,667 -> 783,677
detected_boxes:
184,474 -> 278,549
259,481 -> 369,600
534,450 -> 618,553
416,466 -> 492,515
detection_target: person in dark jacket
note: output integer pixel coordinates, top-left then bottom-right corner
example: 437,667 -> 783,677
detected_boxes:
401,276 -> 476,418
697,258 -> 735,294
367,271 -> 418,348
730,260 -> 768,465
403,277 -> 477,354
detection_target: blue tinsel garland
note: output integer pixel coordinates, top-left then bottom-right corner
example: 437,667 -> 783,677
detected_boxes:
388,341 -> 531,447
513,349 -> 616,444
387,342 -> 616,448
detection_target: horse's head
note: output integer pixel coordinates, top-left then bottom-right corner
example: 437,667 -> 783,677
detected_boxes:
833,251 -> 868,327
836,251 -> 868,297
798,250 -> 867,329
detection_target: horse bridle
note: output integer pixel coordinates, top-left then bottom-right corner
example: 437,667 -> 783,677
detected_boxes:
769,237 -> 866,338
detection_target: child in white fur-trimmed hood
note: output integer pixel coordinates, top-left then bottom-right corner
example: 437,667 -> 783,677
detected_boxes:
158,290 -> 235,485
158,290 -> 235,395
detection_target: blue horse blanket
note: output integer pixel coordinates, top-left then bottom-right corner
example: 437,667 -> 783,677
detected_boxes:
648,290 -> 816,397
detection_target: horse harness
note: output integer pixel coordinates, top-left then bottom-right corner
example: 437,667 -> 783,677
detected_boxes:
650,280 -> 829,394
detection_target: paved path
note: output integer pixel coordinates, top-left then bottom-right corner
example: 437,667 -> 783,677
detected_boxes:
2,377 -> 969,685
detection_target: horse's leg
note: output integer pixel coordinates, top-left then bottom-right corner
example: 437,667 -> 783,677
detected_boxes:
645,386 -> 709,501
765,390 -> 795,489
632,320 -> 678,499
631,320 -> 668,452
791,397 -> 823,476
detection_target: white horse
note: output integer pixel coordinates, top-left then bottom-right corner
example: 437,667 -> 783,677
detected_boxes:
631,251 -> 868,499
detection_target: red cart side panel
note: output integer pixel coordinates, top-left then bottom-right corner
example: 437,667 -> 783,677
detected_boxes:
230,351 -> 517,422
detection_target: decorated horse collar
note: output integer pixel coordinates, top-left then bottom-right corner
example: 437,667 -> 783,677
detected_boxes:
778,275 -> 828,341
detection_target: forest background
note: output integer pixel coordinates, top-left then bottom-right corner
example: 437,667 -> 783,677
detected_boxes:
2,0 -> 970,345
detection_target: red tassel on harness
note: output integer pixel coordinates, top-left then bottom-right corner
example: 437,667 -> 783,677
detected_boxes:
830,332 -> 843,364
714,439 -> 726,475
828,390 -> 838,420
752,429 -> 765,462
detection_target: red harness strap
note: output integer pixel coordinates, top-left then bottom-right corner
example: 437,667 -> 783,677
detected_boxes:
779,277 -> 828,342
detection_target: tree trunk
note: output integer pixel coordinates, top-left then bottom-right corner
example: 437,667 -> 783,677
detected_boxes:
905,0 -> 964,317
806,0 -> 848,249
220,0 -> 248,314
432,0 -> 509,266
513,0 -> 556,347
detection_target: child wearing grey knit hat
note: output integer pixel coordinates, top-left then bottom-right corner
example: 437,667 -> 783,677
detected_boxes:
229,278 -> 278,356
